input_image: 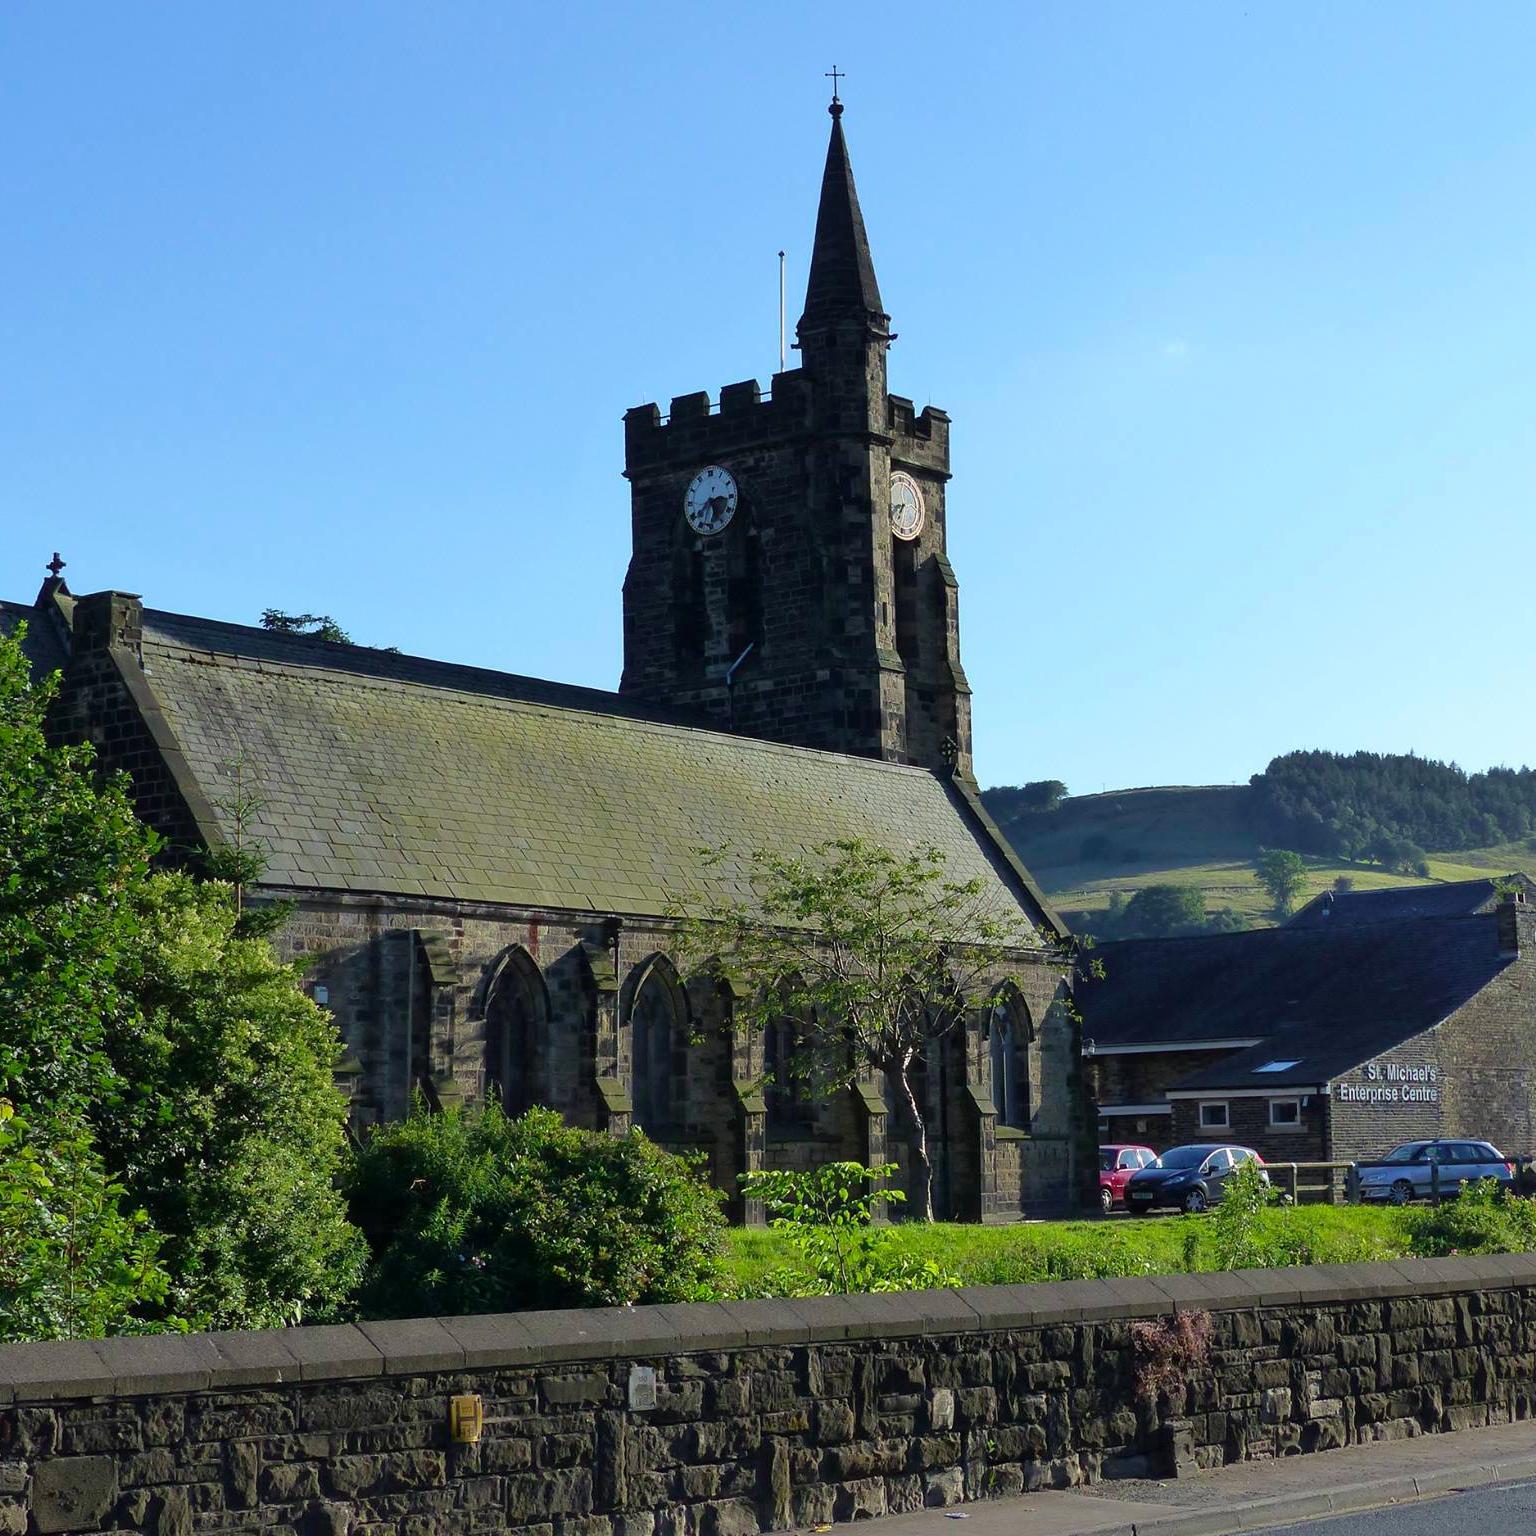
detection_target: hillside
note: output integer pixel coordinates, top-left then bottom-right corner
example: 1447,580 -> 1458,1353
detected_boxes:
983,782 -> 1536,933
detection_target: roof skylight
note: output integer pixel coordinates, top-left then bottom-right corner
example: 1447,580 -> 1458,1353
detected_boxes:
1255,1059 -> 1302,1073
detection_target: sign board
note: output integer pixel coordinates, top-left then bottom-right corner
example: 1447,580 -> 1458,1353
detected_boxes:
628,1365 -> 657,1412
1336,1060 -> 1440,1107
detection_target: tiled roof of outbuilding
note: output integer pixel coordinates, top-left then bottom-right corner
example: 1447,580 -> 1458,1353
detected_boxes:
1288,875 -> 1535,929
1083,914 -> 1512,1088
127,608 -> 1056,931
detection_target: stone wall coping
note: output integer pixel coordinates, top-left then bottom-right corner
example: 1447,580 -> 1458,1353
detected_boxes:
5,1250 -> 1536,1405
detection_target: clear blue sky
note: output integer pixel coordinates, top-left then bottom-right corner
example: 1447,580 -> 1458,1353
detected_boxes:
4,3 -> 1534,794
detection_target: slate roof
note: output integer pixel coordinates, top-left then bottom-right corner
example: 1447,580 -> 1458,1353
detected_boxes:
1288,876 -> 1535,929
124,607 -> 1053,931
0,598 -> 70,678
1082,915 -> 1513,1089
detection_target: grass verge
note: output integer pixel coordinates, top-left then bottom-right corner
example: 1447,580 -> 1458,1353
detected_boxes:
723,1205 -> 1415,1298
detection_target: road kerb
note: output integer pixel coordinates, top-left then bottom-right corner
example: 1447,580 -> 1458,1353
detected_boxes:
1103,1456 -> 1536,1536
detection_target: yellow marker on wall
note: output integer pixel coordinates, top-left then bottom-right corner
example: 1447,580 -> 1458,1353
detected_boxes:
449,1394 -> 484,1444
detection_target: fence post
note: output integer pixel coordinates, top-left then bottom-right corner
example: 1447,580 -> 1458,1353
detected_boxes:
1287,1163 -> 1298,1204
1346,1163 -> 1360,1204
1431,1161 -> 1441,1206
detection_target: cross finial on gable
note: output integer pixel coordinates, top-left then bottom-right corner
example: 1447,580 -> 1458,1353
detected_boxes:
46,552 -> 66,579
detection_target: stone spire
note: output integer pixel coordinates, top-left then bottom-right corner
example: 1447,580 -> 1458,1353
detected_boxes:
797,97 -> 888,340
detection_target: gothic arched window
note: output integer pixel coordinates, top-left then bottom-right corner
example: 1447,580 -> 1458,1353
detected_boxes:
630,957 -> 688,1137
764,1000 -> 814,1136
485,947 -> 549,1118
988,986 -> 1033,1131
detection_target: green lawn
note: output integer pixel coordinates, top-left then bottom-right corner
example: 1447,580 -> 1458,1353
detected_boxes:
1048,843 -> 1536,932
723,1206 -> 1415,1297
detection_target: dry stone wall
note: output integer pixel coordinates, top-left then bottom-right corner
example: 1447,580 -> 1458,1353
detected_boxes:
5,1255 -> 1536,1535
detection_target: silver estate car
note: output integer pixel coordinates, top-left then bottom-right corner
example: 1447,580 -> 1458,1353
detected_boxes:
1356,1139 -> 1514,1204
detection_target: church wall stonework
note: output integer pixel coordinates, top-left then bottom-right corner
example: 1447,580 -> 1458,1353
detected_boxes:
268,889 -> 1077,1223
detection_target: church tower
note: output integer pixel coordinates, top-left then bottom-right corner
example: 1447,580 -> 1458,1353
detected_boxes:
620,94 -> 972,777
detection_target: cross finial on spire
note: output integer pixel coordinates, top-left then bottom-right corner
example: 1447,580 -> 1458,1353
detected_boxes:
46,552 -> 66,579
825,64 -> 844,118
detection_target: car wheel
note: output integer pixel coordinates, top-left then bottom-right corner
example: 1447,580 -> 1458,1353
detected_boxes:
1389,1179 -> 1415,1206
1100,1186 -> 1115,1216
1182,1188 -> 1208,1215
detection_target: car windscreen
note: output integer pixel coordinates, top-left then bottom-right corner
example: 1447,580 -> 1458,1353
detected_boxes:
1154,1146 -> 1209,1170
1381,1143 -> 1426,1163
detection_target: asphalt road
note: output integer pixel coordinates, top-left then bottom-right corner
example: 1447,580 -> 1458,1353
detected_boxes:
1257,1477 -> 1536,1534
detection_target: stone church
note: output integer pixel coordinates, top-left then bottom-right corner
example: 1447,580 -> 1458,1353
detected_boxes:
3,98 -> 1085,1221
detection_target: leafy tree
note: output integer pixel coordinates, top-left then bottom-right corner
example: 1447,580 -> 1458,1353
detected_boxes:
0,1099 -> 169,1342
1254,849 -> 1308,917
981,780 -> 1069,819
0,625 -> 362,1333
260,608 -> 352,644
674,838 -> 1047,1222
345,1101 -> 725,1315
103,873 -> 366,1329
1204,907 -> 1247,934
0,624 -> 158,1109
1120,884 -> 1207,938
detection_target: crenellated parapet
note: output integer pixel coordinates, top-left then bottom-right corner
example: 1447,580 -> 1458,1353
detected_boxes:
623,369 -> 814,475
887,394 -> 951,477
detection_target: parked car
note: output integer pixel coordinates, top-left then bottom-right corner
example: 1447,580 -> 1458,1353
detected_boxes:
1099,1144 -> 1158,1214
1354,1140 -> 1515,1205
1124,1143 -> 1268,1215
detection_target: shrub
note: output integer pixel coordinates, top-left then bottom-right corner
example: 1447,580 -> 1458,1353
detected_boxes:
346,1101 -> 726,1316
1405,1179 -> 1536,1258
0,1100 -> 169,1342
1205,1158 -> 1280,1271
740,1162 -> 957,1295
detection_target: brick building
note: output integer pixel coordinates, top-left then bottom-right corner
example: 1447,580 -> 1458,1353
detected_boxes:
1080,878 -> 1536,1166
0,98 -> 1086,1221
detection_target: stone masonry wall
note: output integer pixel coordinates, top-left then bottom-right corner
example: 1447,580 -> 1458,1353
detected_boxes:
6,1255 -> 1536,1535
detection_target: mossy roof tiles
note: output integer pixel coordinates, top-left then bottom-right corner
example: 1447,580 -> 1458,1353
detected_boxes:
134,612 -> 1050,931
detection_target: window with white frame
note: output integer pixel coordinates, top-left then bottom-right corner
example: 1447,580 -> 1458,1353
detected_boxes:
1269,1098 -> 1302,1127
1198,1101 -> 1229,1130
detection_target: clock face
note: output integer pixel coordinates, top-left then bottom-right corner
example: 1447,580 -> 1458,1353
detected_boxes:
683,465 -> 738,536
890,472 -> 925,541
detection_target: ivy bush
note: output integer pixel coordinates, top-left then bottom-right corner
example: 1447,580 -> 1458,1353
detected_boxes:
345,1101 -> 726,1316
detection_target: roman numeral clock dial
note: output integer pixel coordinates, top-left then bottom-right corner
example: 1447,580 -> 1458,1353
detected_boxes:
683,465 -> 738,535
890,472 -> 925,540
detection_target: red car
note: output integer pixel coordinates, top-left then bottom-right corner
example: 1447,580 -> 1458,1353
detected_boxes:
1100,1143 -> 1158,1214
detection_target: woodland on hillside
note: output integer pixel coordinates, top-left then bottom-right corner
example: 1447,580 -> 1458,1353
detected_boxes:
983,752 -> 1536,940
1247,750 -> 1536,864
990,752 -> 1536,870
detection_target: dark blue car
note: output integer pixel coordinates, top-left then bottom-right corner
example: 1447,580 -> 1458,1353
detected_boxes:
1124,1142 -> 1268,1215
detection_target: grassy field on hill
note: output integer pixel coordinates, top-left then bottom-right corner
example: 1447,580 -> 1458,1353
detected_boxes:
984,783 -> 1536,933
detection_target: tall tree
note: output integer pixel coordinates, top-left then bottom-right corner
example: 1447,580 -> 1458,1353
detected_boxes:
1254,848 -> 1309,917
0,625 -> 363,1334
674,838 -> 1050,1222
1119,884 -> 1207,938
